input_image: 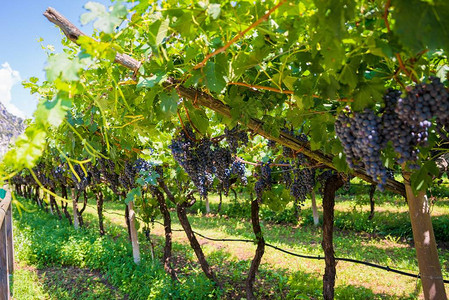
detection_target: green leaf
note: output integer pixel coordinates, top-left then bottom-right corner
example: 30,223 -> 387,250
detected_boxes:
352,80 -> 384,111
125,187 -> 142,204
392,0 -> 449,53
45,53 -> 82,82
185,103 -> 209,134
137,73 -> 167,89
339,58 -> 360,89
80,2 -> 105,25
205,61 -> 227,94
156,18 -> 170,45
77,36 -> 117,61
81,1 -> 127,34
34,93 -> 72,127
136,170 -> 159,186
159,90 -> 179,116
309,116 -> 326,150
332,152 -> 349,172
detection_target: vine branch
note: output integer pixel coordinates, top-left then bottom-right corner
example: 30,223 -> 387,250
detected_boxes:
228,82 -> 294,94
382,1 -> 418,83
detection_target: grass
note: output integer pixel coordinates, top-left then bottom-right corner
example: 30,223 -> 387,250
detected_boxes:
13,263 -> 49,299
12,184 -> 449,299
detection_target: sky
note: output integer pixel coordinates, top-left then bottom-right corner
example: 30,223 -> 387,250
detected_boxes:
0,0 -> 112,119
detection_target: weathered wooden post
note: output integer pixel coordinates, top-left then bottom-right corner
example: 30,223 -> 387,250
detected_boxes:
0,187 -> 12,299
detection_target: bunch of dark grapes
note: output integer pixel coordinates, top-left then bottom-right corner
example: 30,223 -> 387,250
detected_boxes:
255,161 -> 272,200
231,160 -> 248,185
267,140 -> 277,149
98,158 -> 120,192
335,107 -> 387,187
198,138 -> 216,176
170,126 -> 213,198
88,162 -> 102,186
289,161 -> 315,203
133,158 -> 152,174
34,164 -> 51,188
381,89 -> 421,164
53,164 -> 68,186
397,77 -> 449,128
224,126 -> 249,154
171,125 -> 250,197
316,170 -> 337,194
213,147 -> 233,192
335,110 -> 358,168
119,161 -> 136,190
279,160 -> 293,188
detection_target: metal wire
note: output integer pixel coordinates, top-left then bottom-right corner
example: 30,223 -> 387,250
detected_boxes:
96,206 -> 449,283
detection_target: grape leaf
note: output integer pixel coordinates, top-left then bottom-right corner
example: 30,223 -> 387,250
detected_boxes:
125,187 -> 142,204
339,58 -> 360,89
159,90 -> 179,116
352,80 -> 384,111
184,103 -> 209,134
34,93 -> 72,127
45,53 -> 82,82
81,1 -> 127,34
205,61 -> 227,94
156,18 -> 170,45
392,0 -> 449,53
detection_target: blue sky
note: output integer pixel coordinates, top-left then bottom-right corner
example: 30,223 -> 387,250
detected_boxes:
0,0 -> 111,119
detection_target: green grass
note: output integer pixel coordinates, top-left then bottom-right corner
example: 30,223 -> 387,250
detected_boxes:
13,264 -> 49,299
13,199 -> 220,299
13,186 -> 449,299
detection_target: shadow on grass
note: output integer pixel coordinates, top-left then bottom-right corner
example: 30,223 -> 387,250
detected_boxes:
186,193 -> 449,245
174,211 -> 422,271
35,266 -> 127,300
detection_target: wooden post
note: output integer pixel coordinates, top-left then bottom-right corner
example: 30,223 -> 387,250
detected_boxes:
0,222 -> 8,300
0,187 -> 12,299
72,188 -> 79,230
127,201 -> 140,264
6,204 -> 13,280
402,172 -> 446,300
311,191 -> 320,226
205,196 -> 210,214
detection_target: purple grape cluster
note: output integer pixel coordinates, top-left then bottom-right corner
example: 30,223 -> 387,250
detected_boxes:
170,126 -> 247,197
317,170 -> 337,194
170,127 -> 212,197
397,77 -> 449,128
279,160 -> 293,187
290,163 -> 315,202
224,126 -> 249,154
335,78 -> 449,186
335,107 -> 387,186
381,89 -> 421,164
213,147 -> 233,191
255,161 -> 272,200
98,158 -> 120,192
53,164 -> 68,186
231,160 -> 247,185
88,162 -> 102,185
